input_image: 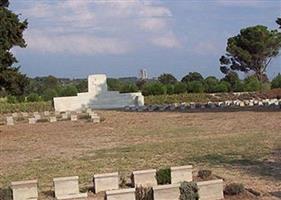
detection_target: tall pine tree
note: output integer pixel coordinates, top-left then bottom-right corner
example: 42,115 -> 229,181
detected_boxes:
0,0 -> 28,96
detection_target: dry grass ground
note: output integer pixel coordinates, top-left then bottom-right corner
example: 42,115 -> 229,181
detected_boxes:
0,111 -> 280,199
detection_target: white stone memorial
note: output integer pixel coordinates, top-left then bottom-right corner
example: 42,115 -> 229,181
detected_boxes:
11,179 -> 38,200
28,118 -> 36,124
106,188 -> 136,200
49,116 -> 57,123
54,74 -> 144,111
132,169 -> 157,187
53,176 -> 87,200
197,179 -> 224,200
70,114 -> 78,121
6,116 -> 14,126
93,172 -> 119,193
171,165 -> 193,184
153,184 -> 180,200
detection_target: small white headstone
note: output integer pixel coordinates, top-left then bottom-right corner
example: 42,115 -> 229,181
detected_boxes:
21,112 -> 29,117
34,114 -> 41,120
91,115 -> 100,123
12,113 -> 18,118
62,113 -> 69,120
44,111 -> 50,116
49,116 -> 57,123
29,118 -> 36,124
71,114 -> 78,121
6,117 -> 14,126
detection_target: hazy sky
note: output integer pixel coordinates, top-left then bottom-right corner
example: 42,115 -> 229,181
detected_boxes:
11,0 -> 281,79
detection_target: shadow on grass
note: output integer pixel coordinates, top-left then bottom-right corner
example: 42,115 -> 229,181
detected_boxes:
0,188 -> 12,200
192,149 -> 281,182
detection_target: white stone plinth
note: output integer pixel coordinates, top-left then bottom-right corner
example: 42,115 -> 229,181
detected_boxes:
106,188 -> 136,200
197,179 -> 224,200
11,179 -> 38,200
93,172 -> 119,193
171,165 -> 193,184
153,184 -> 180,200
132,169 -> 157,187
53,176 -> 87,200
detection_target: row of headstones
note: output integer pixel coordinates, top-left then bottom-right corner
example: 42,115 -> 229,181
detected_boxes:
5,109 -> 100,126
125,98 -> 281,112
10,165 -> 224,200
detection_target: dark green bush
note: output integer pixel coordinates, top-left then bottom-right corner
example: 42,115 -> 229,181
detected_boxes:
120,84 -> 138,93
244,76 -> 261,92
27,93 -> 41,102
165,84 -> 175,95
7,95 -> 17,103
42,89 -> 58,101
224,183 -> 245,195
179,181 -> 199,200
156,168 -> 171,185
198,170 -> 212,180
135,186 -> 153,200
271,73 -> 281,89
59,85 -> 78,97
187,81 -> 205,93
174,82 -> 187,94
142,82 -> 166,96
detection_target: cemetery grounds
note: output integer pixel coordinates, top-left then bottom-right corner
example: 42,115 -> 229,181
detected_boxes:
0,110 -> 280,199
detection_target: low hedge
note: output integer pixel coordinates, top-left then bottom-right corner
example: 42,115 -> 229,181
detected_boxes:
0,101 -> 53,113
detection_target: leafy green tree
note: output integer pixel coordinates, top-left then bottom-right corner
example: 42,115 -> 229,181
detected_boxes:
142,82 -> 166,96
107,78 -> 122,91
0,0 -> 29,96
214,81 -> 230,93
165,84 -> 174,95
120,83 -> 138,93
220,25 -> 281,82
187,81 -> 205,93
76,79 -> 88,92
27,93 -> 41,102
158,73 -> 177,84
271,73 -> 281,88
181,72 -> 203,83
204,76 -> 219,93
59,85 -> 78,97
42,89 -> 58,101
244,76 -> 261,91
173,82 -> 187,94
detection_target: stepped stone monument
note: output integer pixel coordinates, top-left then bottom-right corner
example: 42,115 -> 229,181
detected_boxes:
54,74 -> 144,112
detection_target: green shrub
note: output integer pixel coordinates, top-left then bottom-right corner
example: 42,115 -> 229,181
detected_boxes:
174,82 -> 187,94
165,84 -> 175,95
120,84 -> 138,93
42,89 -> 58,101
179,181 -> 199,200
204,76 -> 219,93
187,81 -> 205,93
135,186 -> 153,200
59,85 -> 78,97
7,95 -> 17,104
271,73 -> 281,89
244,76 -> 261,92
224,183 -> 245,195
27,93 -> 41,102
156,168 -> 171,185
214,81 -> 230,93
142,82 -> 166,96
198,170 -> 212,180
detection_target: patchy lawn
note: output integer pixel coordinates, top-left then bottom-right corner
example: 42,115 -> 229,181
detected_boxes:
0,111 -> 280,199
